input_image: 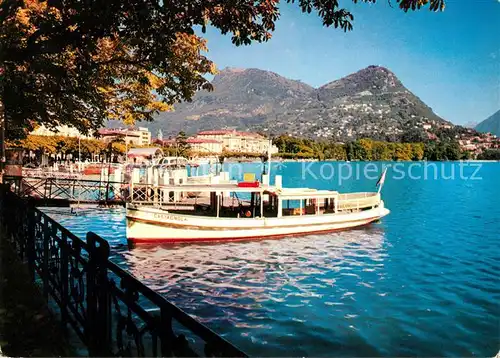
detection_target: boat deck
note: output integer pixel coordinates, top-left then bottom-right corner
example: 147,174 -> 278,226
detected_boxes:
135,196 -> 251,210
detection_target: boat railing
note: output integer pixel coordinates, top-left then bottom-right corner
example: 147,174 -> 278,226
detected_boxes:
336,192 -> 381,211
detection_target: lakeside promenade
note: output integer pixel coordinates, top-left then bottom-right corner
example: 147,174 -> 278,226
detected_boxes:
0,231 -> 74,356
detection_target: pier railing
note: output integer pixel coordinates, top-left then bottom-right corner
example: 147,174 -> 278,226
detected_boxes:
0,186 -> 247,357
4,176 -> 129,204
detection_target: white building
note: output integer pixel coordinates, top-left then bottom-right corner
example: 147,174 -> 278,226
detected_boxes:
98,127 -> 151,146
195,130 -> 278,155
186,138 -> 223,154
30,125 -> 93,138
138,127 -> 152,145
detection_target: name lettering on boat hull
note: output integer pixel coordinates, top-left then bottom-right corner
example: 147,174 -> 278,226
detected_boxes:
152,213 -> 187,221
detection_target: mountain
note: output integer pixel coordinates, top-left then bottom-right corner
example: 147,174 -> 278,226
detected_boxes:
475,110 -> 500,136
147,67 -> 313,136
145,66 -> 451,141
463,121 -> 479,129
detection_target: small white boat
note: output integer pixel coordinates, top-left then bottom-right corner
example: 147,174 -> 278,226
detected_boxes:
126,171 -> 390,244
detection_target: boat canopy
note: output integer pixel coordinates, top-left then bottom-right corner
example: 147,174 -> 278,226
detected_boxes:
131,182 -> 340,198
276,188 -> 339,200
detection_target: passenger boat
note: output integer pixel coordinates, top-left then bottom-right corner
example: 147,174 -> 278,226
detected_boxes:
125,170 -> 390,244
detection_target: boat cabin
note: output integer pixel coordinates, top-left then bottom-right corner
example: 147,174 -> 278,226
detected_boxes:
130,182 -> 382,219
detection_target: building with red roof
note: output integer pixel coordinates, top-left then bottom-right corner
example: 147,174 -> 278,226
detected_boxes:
194,129 -> 277,154
97,127 -> 151,146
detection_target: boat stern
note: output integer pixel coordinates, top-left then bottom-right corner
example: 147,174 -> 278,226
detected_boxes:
378,200 -> 390,218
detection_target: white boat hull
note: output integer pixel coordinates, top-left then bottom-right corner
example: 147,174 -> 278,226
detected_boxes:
126,203 -> 390,243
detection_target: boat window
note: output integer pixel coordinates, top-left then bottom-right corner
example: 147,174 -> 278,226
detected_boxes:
305,198 -> 317,215
325,198 -> 336,213
282,198 -> 323,216
282,199 -> 302,216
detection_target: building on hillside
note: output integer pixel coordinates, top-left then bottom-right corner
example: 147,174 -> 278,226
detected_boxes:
195,130 -> 278,154
422,123 -> 432,130
426,132 -> 438,141
30,125 -> 93,138
98,127 -> 151,146
462,144 -> 477,151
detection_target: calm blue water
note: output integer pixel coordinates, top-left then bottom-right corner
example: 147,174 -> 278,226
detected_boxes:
46,161 -> 500,357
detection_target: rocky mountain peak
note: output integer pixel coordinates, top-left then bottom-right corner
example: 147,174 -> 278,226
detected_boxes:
148,65 -> 449,140
318,65 -> 404,102
209,67 -> 314,101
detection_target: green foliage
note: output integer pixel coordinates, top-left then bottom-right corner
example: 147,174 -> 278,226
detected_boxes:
431,126 -> 478,142
220,151 -> 264,159
174,131 -> 191,157
477,149 -> 500,160
288,0 -> 444,31
423,141 -> 461,160
275,136 -> 463,161
274,135 -> 347,160
401,128 -> 429,143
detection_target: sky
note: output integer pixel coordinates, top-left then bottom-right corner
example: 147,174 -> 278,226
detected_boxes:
198,0 -> 500,125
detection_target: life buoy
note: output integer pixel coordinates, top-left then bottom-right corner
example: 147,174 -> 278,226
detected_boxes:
245,210 -> 251,217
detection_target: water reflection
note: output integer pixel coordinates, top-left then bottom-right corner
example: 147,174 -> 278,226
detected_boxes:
117,227 -> 387,325
41,162 -> 500,357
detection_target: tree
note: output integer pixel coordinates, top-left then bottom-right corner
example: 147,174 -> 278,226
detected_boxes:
174,131 -> 191,157
411,143 -> 425,160
1,0 -> 445,138
402,128 -> 428,143
372,141 -> 393,161
444,141 -> 461,160
477,149 -> 500,160
0,1 -> 213,138
358,139 -> 373,161
393,143 -> 413,161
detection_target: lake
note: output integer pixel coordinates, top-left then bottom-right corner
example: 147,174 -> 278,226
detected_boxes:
46,161 -> 500,357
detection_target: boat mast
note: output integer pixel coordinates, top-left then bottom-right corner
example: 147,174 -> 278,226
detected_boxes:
377,167 -> 388,194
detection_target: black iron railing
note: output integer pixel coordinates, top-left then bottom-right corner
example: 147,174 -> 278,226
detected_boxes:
0,187 -> 247,357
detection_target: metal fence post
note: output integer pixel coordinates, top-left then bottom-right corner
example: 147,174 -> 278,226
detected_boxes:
160,305 -> 175,356
26,199 -> 36,280
60,231 -> 69,327
86,231 -> 111,356
42,215 -> 50,300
